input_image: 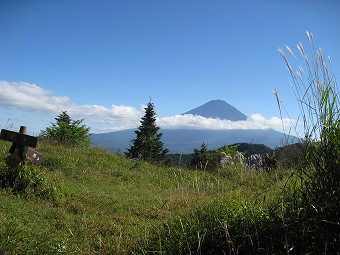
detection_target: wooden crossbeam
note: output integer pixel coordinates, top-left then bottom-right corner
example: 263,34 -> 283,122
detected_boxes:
0,129 -> 38,148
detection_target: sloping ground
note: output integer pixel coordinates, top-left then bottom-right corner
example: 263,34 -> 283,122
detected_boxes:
0,141 -> 279,254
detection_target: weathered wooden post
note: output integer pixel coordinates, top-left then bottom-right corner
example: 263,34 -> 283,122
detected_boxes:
0,126 -> 44,166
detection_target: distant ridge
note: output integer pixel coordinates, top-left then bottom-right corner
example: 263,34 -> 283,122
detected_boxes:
91,128 -> 296,154
182,99 -> 247,121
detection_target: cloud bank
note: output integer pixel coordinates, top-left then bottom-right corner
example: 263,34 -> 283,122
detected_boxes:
0,81 -> 142,131
0,81 -> 294,133
158,114 -> 292,131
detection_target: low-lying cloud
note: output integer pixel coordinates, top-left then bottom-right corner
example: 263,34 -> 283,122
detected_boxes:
1,81 -> 295,133
158,114 -> 292,130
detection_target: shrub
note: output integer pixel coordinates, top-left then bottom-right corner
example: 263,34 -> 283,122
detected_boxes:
40,111 -> 91,147
0,163 -> 61,200
191,144 -> 243,171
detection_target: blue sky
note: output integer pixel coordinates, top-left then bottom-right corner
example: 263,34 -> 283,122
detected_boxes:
1,0 -> 339,135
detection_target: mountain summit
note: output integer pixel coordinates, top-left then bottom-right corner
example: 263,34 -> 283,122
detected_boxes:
182,99 -> 248,121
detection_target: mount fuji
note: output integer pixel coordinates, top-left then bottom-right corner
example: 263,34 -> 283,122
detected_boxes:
182,99 -> 248,121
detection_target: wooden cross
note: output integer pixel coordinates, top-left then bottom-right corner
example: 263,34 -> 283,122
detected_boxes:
0,126 -> 44,166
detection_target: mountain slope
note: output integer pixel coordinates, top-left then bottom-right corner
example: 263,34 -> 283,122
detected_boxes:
182,99 -> 248,121
91,128 -> 296,154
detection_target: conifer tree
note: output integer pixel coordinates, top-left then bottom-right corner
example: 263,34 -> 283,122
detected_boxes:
55,111 -> 71,124
128,101 -> 169,163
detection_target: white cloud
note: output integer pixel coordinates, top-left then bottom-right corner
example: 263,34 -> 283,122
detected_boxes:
157,114 -> 294,131
0,81 -> 295,133
0,81 -> 142,131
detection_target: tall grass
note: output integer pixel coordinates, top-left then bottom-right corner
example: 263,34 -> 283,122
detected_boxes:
278,31 -> 339,252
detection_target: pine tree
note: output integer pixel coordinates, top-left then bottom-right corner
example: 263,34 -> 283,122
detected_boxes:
128,101 -> 169,163
55,111 -> 71,124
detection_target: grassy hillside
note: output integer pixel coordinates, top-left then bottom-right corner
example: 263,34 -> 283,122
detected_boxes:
0,141 -> 284,254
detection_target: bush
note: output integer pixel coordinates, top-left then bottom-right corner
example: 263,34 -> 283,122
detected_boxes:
40,111 -> 91,147
191,144 -> 242,171
0,163 -> 61,200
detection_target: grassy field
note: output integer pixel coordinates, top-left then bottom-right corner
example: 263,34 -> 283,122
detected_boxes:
0,141 -> 288,254
2,33 -> 338,254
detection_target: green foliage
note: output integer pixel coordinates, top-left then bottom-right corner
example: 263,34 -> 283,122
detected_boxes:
55,111 -> 71,124
231,143 -> 273,158
40,111 -> 91,147
168,143 -> 273,169
219,144 -> 239,156
191,143 -> 210,170
0,163 -> 61,200
128,101 -> 169,164
273,143 -> 306,169
191,143 -> 241,171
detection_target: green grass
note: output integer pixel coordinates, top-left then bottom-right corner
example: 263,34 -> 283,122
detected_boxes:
0,141 -> 284,254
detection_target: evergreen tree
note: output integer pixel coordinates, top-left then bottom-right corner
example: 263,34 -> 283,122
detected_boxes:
128,101 -> 169,163
191,143 -> 210,170
55,111 -> 71,124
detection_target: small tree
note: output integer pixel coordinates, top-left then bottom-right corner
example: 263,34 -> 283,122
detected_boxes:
40,111 -> 91,147
127,101 -> 169,163
191,143 -> 210,170
192,143 -> 242,171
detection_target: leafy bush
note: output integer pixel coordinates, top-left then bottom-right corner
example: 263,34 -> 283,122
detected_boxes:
273,143 -> 306,169
191,143 -> 241,171
0,163 -> 61,200
40,111 -> 91,147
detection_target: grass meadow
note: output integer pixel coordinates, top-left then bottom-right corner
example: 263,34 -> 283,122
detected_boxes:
0,142 -> 290,254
